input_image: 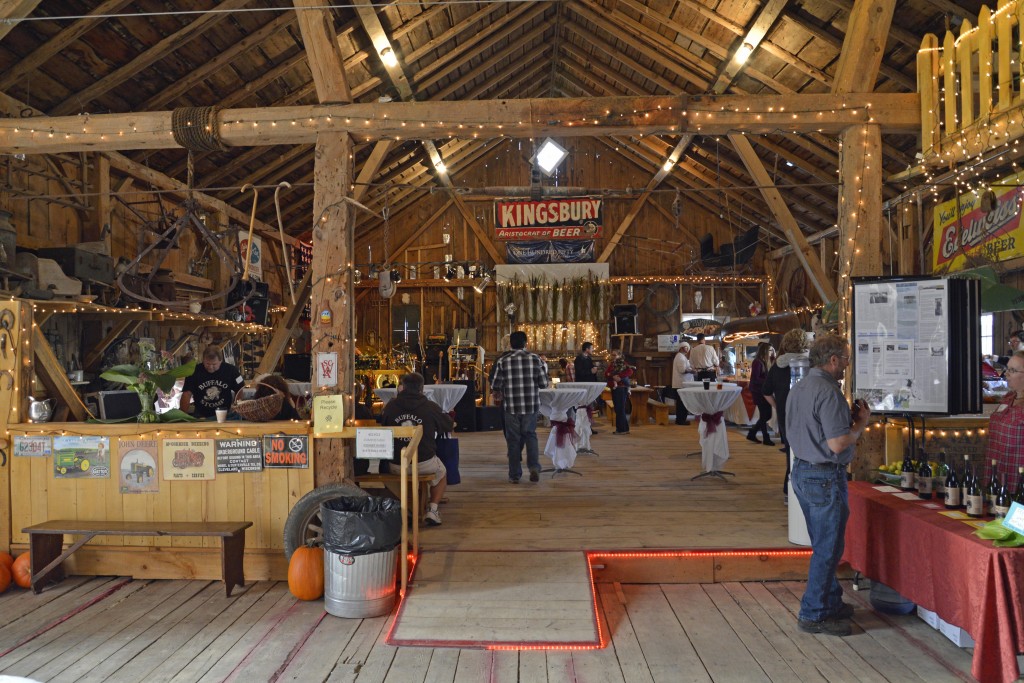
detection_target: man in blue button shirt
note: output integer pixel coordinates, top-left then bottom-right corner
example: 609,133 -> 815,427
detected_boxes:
787,334 -> 871,636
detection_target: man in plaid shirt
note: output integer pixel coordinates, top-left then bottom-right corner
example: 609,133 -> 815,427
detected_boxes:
492,330 -> 550,483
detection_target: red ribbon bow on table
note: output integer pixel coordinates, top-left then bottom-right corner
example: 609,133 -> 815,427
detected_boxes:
700,411 -> 724,434
552,420 -> 577,448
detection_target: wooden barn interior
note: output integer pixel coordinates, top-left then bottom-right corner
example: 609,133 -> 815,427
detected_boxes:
2,1 -> 1024,682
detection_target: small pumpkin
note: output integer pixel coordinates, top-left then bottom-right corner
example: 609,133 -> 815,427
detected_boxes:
11,552 -> 31,589
0,564 -> 11,594
287,543 -> 324,601
0,551 -> 13,572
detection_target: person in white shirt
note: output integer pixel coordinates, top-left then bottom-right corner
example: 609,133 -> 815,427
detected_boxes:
671,343 -> 693,425
689,334 -> 720,381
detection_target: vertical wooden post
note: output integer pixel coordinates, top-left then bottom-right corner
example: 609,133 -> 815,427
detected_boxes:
310,133 -> 355,486
0,301 -> 24,552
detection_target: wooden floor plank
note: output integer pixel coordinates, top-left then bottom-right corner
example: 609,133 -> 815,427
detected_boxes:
168,583 -> 291,683
271,602 -> 364,683
662,583 -> 771,682
382,646 -> 433,683
701,583 -> 819,683
143,582 -> 278,683
0,576 -> 94,624
765,582 -> 889,683
422,647 -> 459,683
6,580 -> 181,679
78,582 -> 224,683
451,649 -> 494,683
620,584 -> 711,683
596,584 -> 653,683
333,613 -> 396,683
0,577 -> 126,650
745,582 -> 863,683
489,650 -> 520,683
518,650 -> 548,682
546,650 -> 577,683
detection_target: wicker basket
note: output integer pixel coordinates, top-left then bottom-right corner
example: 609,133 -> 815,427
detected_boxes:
232,385 -> 283,422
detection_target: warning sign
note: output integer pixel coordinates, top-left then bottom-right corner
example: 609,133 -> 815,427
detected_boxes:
262,435 -> 309,469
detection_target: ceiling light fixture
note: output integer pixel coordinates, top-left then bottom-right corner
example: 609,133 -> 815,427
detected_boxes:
533,138 -> 568,176
380,46 -> 398,67
735,42 -> 754,65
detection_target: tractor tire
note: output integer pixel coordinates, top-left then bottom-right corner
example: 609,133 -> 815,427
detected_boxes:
283,483 -> 369,560
59,467 -> 67,475
80,459 -> 90,472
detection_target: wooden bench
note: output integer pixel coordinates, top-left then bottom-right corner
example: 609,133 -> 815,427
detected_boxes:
354,472 -> 434,517
22,520 -> 252,596
648,399 -> 670,425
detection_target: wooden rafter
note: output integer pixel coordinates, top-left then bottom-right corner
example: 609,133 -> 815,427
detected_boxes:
0,0 -> 40,42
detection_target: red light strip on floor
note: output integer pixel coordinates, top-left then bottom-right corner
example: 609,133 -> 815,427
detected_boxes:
587,549 -> 813,559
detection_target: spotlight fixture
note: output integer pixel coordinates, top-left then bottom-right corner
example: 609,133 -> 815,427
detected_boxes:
533,138 -> 568,176
735,41 -> 754,65
380,46 -> 398,67
353,269 -> 362,283
390,267 -> 402,283
443,265 -> 456,282
474,272 -> 492,294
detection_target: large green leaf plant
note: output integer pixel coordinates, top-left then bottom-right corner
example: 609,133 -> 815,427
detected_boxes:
98,356 -> 198,423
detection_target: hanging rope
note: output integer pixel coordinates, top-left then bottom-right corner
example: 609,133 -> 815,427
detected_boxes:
171,106 -> 226,152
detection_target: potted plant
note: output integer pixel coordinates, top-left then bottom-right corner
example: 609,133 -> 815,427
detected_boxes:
100,353 -> 197,423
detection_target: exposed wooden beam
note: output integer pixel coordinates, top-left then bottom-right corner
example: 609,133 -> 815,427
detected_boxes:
729,134 -> 838,302
352,141 -> 393,202
0,0 -> 131,90
294,0 -> 352,103
0,94 -> 918,154
831,0 -> 896,95
51,0 -> 249,116
0,0 -> 40,42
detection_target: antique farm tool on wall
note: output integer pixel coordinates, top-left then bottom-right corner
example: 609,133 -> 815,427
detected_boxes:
274,181 -> 296,306
115,151 -> 242,310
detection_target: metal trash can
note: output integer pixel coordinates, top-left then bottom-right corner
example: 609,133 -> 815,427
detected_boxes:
320,496 -> 402,618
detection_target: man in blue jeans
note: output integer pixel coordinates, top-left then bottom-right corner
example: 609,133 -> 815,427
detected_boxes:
491,331 -> 550,483
786,334 -> 871,636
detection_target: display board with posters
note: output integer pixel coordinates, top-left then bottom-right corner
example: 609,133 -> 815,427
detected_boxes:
851,276 -> 980,416
932,169 -> 1024,273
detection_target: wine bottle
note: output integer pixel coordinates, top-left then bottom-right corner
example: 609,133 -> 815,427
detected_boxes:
986,459 -> 1001,516
917,457 -> 933,499
961,455 -> 972,506
966,470 -> 985,518
994,474 -> 1011,518
935,452 -> 947,496
944,461 -> 961,509
900,449 -> 916,491
1015,466 -> 1024,505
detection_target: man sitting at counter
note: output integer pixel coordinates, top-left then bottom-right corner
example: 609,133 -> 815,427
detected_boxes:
181,345 -> 244,419
380,372 -> 454,526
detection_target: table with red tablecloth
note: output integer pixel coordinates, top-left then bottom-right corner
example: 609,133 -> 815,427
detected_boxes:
843,482 -> 1024,683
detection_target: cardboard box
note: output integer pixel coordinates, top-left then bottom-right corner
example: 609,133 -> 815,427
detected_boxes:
938,616 -> 975,648
916,606 -> 939,629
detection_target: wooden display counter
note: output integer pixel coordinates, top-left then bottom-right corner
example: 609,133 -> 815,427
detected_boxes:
6,421 -> 314,582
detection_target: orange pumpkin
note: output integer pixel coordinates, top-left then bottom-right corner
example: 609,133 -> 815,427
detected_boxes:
0,564 -> 10,594
287,544 -> 324,601
0,551 -> 13,572
11,552 -> 31,589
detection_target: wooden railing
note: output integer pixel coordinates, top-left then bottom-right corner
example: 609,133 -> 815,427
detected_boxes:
919,0 -> 1024,159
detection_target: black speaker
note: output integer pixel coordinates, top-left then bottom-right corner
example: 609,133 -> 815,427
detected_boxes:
228,280 -> 270,325
612,304 -> 638,335
452,379 -> 476,432
475,405 -> 502,431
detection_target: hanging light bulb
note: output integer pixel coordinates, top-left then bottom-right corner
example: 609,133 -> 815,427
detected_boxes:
474,272 -> 492,294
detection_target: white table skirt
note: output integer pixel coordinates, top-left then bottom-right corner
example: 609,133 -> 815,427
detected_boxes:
373,383 -> 468,412
678,386 -> 742,472
540,388 -> 588,470
557,382 -> 607,451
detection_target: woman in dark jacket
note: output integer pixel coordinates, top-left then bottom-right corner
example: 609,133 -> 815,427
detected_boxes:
746,342 -> 775,446
605,349 -> 634,435
762,329 -> 809,498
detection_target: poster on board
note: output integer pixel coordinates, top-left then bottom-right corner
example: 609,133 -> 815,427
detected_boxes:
852,277 -> 980,415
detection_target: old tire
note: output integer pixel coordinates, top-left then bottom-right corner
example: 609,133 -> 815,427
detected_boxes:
283,483 -> 369,560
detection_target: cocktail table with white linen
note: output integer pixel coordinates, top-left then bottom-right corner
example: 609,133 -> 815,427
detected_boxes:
678,385 -> 743,479
556,382 -> 607,453
374,383 -> 467,412
539,387 -> 588,474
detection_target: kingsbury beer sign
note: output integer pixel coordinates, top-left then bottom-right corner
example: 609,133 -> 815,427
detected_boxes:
494,196 -> 603,240
933,170 -> 1024,272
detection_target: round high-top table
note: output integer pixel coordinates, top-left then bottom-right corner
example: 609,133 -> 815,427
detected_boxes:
374,383 -> 468,412
678,385 -> 743,480
556,382 -> 607,454
539,387 -> 588,475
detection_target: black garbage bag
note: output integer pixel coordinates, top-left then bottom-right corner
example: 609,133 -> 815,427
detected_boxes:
321,496 -> 402,556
